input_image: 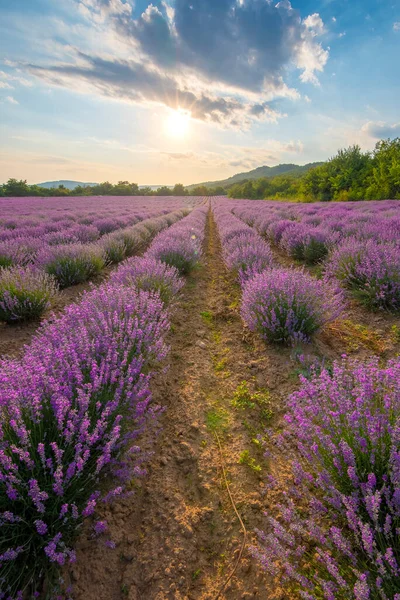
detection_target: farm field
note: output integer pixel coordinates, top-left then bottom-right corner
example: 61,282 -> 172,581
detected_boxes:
1,196 -> 400,600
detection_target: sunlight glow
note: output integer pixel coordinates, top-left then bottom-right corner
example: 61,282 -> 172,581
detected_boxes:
165,109 -> 191,138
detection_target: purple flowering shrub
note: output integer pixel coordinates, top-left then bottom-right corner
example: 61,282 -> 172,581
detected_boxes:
37,243 -> 106,288
253,356 -> 400,599
241,268 -> 344,344
325,239 -> 400,311
0,266 -> 59,323
110,256 -> 184,305
147,208 -> 206,274
226,237 -> 274,283
0,238 -> 42,268
213,205 -> 274,283
0,284 -> 170,597
280,223 -> 331,265
99,234 -> 127,264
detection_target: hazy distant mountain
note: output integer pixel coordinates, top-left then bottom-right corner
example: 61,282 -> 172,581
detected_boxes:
37,180 -> 98,190
187,162 -> 324,190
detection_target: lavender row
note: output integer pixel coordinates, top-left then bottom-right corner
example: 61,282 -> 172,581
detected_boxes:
0,196 -> 202,236
225,197 -> 400,312
0,206 -> 207,598
0,209 -> 189,323
212,202 -> 344,345
253,355 -> 400,599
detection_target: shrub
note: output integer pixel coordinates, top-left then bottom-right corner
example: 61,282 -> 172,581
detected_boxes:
37,244 -> 106,288
0,238 -> 42,268
224,235 -> 274,283
253,356 -> 400,599
110,257 -> 184,305
325,238 -> 400,311
0,266 -> 59,323
147,221 -> 204,274
241,268 -> 344,344
99,234 -> 127,264
0,284 -> 169,597
280,224 -> 331,265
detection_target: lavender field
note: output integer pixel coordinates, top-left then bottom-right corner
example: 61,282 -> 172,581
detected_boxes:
1,196 -> 400,600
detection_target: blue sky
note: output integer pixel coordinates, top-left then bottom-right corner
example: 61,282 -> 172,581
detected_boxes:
0,0 -> 399,185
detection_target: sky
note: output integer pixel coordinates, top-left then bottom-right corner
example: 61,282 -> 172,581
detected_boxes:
0,0 -> 399,186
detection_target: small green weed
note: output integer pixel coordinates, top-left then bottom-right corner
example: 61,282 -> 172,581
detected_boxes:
205,408 -> 229,432
200,310 -> 213,324
121,584 -> 129,596
192,569 -> 202,580
238,449 -> 262,473
232,381 -> 272,421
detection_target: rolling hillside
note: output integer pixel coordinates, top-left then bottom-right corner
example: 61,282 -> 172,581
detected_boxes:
37,180 -> 98,190
187,162 -> 323,190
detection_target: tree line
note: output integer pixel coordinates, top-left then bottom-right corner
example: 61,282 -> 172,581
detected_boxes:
0,180 -> 227,198
2,137 -> 399,201
228,138 -> 400,202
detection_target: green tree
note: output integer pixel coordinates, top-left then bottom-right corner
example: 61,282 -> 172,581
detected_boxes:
172,183 -> 187,196
3,178 -> 30,196
156,186 -> 172,196
366,138 -> 400,199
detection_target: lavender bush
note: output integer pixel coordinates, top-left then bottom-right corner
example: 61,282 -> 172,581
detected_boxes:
0,266 -> 59,323
325,239 -> 400,311
225,235 -> 274,283
37,244 -> 106,288
99,234 -> 127,264
253,356 -> 400,599
147,209 -> 206,274
241,268 -> 344,344
280,223 -> 331,265
110,256 -> 184,305
0,284 -> 169,597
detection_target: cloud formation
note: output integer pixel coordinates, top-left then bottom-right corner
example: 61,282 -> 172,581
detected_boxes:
362,121 -> 400,139
26,0 -> 329,127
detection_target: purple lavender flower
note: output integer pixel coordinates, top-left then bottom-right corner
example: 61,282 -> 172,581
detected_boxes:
0,266 -> 59,323
241,268 -> 344,344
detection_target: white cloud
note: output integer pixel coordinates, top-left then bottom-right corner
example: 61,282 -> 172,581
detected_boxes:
361,120 -> 400,139
303,13 -> 326,36
393,22 -> 400,31
0,70 -> 33,87
23,0 -> 329,129
5,96 -> 19,104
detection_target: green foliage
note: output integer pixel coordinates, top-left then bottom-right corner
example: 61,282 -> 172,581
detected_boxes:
0,179 -> 220,197
232,381 -> 272,422
227,138 -> 400,202
238,449 -> 262,473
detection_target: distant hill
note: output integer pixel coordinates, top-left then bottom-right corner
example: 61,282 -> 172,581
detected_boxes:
187,162 -> 324,190
37,180 -> 98,190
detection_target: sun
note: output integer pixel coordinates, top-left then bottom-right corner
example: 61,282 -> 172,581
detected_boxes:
165,109 -> 191,138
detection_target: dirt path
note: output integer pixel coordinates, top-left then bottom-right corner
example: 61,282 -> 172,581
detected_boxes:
71,210 -> 299,600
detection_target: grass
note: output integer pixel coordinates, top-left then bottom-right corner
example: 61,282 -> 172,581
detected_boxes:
328,319 -> 389,354
205,407 -> 229,433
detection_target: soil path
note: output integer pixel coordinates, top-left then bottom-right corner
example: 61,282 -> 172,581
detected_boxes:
71,210 -> 297,600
